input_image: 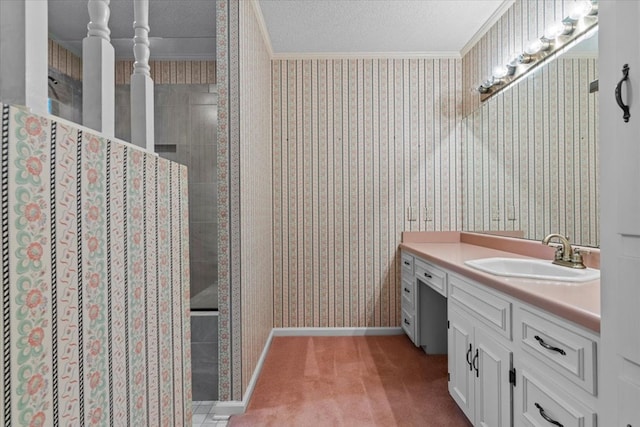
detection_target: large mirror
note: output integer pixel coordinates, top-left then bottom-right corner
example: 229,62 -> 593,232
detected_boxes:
461,28 -> 599,247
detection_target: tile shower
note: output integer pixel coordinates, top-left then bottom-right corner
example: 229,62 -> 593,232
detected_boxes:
115,83 -> 220,400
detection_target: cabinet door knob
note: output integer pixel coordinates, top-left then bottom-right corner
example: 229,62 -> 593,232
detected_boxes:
534,335 -> 566,355
403,287 -> 410,293
615,63 -> 631,123
534,402 -> 563,427
403,319 -> 410,326
403,260 -> 411,266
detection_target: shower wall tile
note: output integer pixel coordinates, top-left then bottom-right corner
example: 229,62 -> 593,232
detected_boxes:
0,104 -> 191,427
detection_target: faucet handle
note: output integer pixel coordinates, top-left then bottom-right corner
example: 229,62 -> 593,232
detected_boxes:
571,248 -> 587,268
552,245 -> 564,260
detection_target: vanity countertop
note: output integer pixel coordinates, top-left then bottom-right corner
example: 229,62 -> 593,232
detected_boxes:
400,232 -> 600,333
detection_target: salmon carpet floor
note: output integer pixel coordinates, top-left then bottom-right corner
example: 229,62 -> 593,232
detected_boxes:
229,335 -> 472,427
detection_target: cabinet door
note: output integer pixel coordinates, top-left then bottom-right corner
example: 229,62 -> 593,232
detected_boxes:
448,304 -> 475,423
600,1 -> 640,425
474,327 -> 512,427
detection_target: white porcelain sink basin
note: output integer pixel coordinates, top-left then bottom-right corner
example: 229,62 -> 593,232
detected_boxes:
464,257 -> 600,283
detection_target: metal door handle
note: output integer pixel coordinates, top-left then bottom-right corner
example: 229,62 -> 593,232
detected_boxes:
473,348 -> 479,377
423,272 -> 432,279
466,344 -> 473,371
535,403 -> 563,426
534,335 -> 566,355
615,64 -> 631,123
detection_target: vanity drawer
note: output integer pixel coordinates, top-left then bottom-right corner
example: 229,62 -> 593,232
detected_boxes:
518,369 -> 596,427
518,306 -> 597,395
401,252 -> 414,276
401,308 -> 416,344
415,258 -> 447,297
448,273 -> 512,340
401,277 -> 415,309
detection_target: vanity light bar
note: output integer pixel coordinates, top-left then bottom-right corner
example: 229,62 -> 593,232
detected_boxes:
476,0 -> 598,101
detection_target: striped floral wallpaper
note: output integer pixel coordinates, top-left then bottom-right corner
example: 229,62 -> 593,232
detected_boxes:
272,58 -> 463,328
0,104 -> 192,426
239,0 -> 274,397
462,57 -> 599,246
216,0 -> 274,403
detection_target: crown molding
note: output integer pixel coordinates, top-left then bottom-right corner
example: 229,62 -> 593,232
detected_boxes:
271,51 -> 461,60
460,0 -> 515,58
251,0 -> 274,58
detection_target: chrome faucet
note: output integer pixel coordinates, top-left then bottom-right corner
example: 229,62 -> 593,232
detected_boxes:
541,233 -> 586,269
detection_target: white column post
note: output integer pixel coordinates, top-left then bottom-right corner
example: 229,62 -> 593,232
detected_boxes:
82,0 -> 115,136
0,0 -> 48,114
130,0 -> 154,152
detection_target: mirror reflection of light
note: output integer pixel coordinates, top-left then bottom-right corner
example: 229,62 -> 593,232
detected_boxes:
492,65 -> 509,79
543,21 -> 574,40
569,0 -> 593,20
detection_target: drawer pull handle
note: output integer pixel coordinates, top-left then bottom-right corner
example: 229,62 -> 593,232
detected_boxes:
423,272 -> 432,279
403,261 -> 411,266
473,348 -> 479,378
403,287 -> 410,293
534,335 -> 566,355
466,344 -> 473,371
403,319 -> 410,326
535,403 -> 563,427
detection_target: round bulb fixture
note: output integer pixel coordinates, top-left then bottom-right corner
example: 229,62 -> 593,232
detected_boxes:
492,65 -> 509,79
569,0 -> 593,20
524,39 -> 550,55
543,21 -> 574,40
508,53 -> 523,68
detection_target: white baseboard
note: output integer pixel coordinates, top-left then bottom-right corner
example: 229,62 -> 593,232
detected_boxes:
211,326 -> 403,415
272,327 -> 403,336
211,328 -> 275,416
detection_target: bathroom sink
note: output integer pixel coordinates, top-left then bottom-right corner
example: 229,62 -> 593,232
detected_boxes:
464,257 -> 600,283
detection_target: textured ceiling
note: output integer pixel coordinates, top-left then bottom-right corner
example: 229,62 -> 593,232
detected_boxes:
48,0 -> 512,60
258,0 -> 510,56
48,0 -> 216,60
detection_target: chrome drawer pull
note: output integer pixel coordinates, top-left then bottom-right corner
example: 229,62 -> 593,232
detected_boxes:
403,319 -> 410,326
403,287 -> 410,293
423,272 -> 432,279
535,403 -> 563,427
403,260 -> 411,266
534,335 -> 566,355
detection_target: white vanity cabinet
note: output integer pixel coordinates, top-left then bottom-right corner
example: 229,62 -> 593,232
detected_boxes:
448,276 -> 514,427
513,303 -> 598,427
400,251 -> 418,346
400,249 -> 601,427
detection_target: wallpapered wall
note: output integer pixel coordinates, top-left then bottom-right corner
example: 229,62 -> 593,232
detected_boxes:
217,0 -> 275,402
0,104 -> 192,426
463,57 -> 599,247
239,1 -> 274,395
272,58 -> 463,328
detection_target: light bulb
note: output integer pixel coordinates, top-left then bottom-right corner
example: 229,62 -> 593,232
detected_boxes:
492,65 -> 509,79
524,39 -> 550,55
569,0 -> 593,20
543,21 -> 574,40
